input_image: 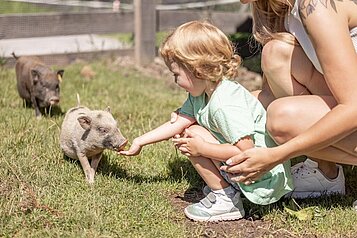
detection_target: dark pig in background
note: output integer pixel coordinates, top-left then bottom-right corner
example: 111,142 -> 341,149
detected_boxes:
60,102 -> 127,184
12,53 -> 64,118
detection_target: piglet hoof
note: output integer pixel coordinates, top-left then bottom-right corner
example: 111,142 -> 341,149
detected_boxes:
86,175 -> 95,184
85,169 -> 95,184
36,115 -> 42,120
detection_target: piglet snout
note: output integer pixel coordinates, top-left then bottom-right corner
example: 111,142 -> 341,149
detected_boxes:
49,96 -> 60,105
116,139 -> 128,152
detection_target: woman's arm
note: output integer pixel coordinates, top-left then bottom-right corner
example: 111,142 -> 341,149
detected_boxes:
276,1 -> 357,159
221,1 -> 357,183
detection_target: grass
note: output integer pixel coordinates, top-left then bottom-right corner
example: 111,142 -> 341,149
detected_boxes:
103,32 -> 170,48
0,60 -> 357,237
0,0 -> 57,14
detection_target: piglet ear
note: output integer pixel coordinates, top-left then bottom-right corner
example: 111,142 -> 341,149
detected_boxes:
105,106 -> 111,113
57,70 -> 64,82
77,116 -> 92,130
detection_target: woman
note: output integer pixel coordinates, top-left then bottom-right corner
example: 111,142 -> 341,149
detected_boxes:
222,0 -> 357,200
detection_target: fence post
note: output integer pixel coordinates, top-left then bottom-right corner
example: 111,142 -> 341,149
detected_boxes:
134,0 -> 156,66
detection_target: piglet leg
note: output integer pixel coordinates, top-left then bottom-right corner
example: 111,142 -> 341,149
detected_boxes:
90,153 -> 102,173
77,152 -> 95,184
30,95 -> 41,118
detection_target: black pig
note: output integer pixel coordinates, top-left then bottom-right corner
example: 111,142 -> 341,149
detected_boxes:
13,53 -> 64,118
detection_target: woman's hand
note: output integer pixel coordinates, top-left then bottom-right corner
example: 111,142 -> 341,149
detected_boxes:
221,147 -> 281,184
119,138 -> 142,156
172,129 -> 205,157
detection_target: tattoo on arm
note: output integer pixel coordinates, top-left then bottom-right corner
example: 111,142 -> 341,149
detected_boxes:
298,0 -> 344,19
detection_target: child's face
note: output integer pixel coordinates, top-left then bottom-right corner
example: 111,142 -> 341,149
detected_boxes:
170,62 -> 206,97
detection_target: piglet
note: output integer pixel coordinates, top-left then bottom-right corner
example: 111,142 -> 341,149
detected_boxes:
60,104 -> 127,184
13,53 -> 64,118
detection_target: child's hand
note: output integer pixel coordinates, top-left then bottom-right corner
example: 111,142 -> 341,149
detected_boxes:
172,129 -> 205,157
119,138 -> 142,156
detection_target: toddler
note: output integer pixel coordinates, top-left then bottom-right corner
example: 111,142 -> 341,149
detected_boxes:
120,20 -> 293,222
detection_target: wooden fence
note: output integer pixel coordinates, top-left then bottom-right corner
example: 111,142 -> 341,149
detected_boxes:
0,0 -> 250,66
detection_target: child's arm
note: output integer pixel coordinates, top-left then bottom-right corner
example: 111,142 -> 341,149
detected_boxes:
173,128 -> 254,161
120,114 -> 195,156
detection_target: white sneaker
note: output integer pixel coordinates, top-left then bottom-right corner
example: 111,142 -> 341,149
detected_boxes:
202,185 -> 241,196
288,159 -> 345,199
184,192 -> 245,222
202,185 -> 211,196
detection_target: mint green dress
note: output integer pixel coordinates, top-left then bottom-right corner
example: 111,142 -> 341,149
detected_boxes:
180,79 -> 293,205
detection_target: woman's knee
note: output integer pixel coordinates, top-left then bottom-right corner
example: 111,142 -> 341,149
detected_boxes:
261,40 -> 293,77
266,99 -> 300,144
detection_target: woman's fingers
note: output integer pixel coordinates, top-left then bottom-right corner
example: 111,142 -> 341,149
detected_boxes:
220,162 -> 245,175
226,152 -> 249,166
229,171 -> 260,184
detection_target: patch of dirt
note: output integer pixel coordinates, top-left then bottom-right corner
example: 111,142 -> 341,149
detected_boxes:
169,188 -> 300,238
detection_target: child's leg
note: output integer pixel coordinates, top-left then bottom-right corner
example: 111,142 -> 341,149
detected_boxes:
185,125 -> 229,190
189,156 -> 230,190
182,125 -> 244,222
181,125 -> 245,221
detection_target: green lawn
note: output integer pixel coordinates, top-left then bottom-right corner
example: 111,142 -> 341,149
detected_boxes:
0,0 -> 56,14
0,60 -> 356,237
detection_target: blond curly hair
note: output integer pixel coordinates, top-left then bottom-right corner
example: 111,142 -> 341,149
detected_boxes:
159,20 -> 241,82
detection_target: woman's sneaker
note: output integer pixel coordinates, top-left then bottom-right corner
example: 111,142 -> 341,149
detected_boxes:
288,159 -> 345,199
184,191 -> 245,222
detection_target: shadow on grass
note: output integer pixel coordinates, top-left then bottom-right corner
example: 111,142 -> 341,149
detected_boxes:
41,105 -> 65,118
63,153 -> 357,219
97,154 -> 202,186
23,100 -> 65,118
61,152 -> 189,184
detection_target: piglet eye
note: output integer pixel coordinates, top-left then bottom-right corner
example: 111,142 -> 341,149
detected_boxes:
98,127 -> 109,134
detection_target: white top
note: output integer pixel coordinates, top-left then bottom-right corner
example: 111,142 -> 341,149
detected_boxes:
285,0 -> 357,73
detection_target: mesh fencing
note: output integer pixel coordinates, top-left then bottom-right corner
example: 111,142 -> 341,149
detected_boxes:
0,0 -> 249,65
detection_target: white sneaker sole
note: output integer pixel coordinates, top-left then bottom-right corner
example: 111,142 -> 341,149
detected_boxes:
184,208 -> 244,222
